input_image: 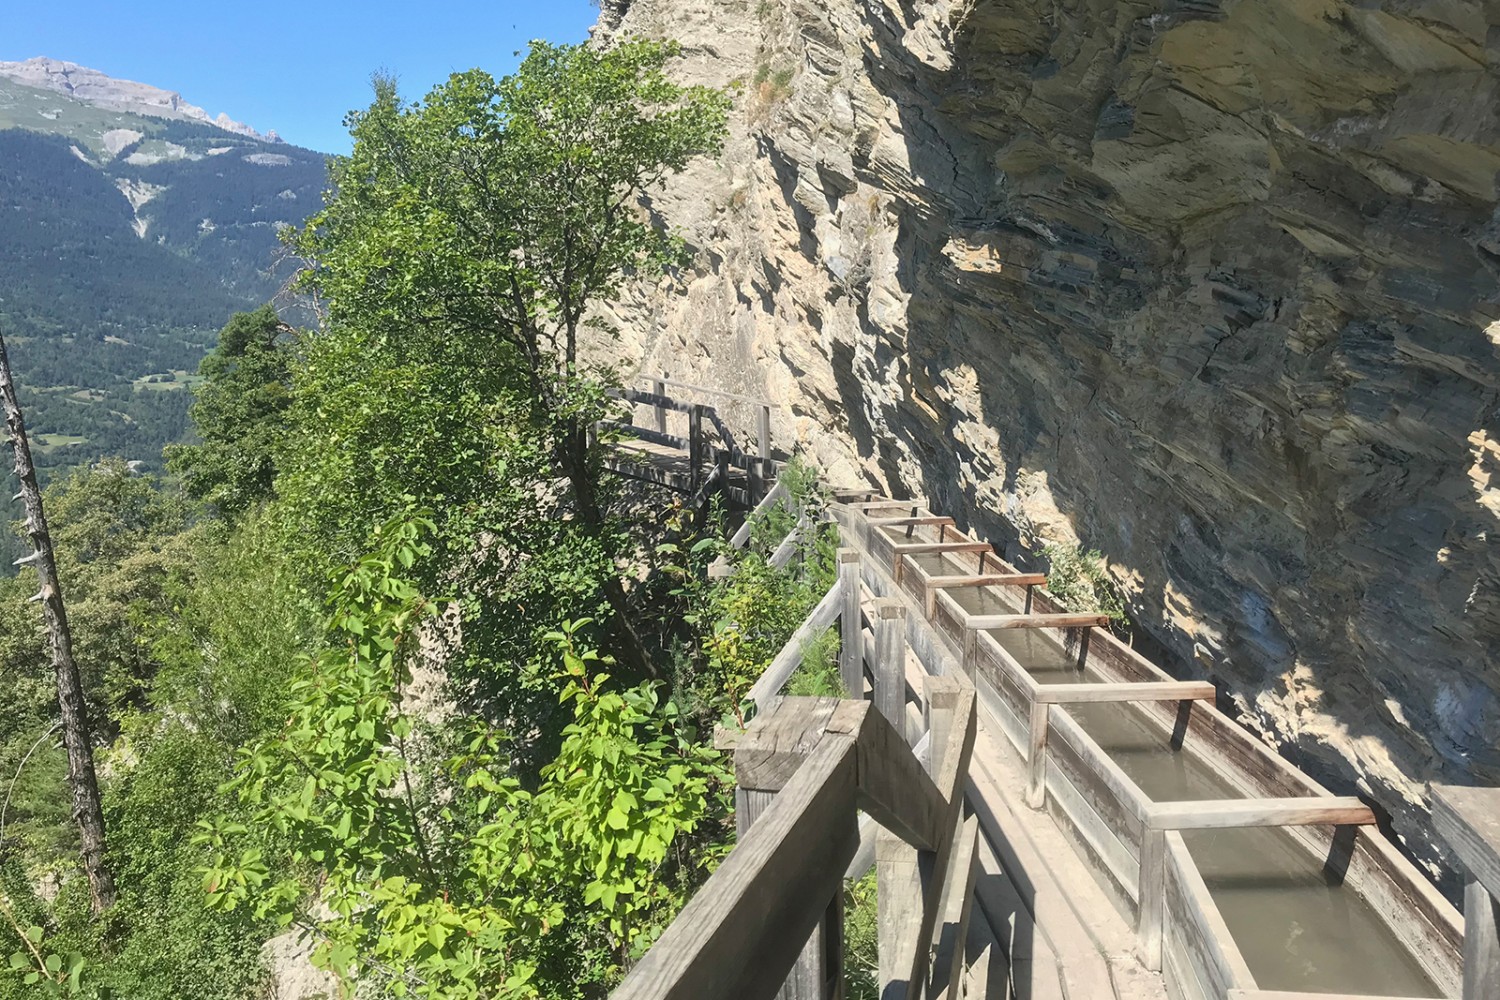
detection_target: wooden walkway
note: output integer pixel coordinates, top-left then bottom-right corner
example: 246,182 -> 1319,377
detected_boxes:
606,384 -> 1495,1000
601,379 -> 775,508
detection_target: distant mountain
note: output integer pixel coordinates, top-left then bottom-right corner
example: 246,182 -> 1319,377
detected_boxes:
0,57 -> 279,142
0,59 -> 329,567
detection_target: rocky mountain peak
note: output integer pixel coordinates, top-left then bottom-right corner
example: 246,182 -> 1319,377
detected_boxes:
0,56 -> 280,142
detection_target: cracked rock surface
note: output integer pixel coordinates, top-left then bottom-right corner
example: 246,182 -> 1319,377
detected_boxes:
592,0 -> 1500,882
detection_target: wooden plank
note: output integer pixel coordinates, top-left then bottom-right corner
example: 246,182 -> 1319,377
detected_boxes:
655,375 -> 775,407
730,481 -> 789,548
1229,994 -> 1447,1000
963,612 -> 1110,630
873,599 -> 908,738
734,698 -> 844,790
747,581 -> 844,711
1026,700 -> 1049,809
925,572 -> 1047,590
889,541 -> 992,556
769,517 -> 805,571
1046,708 -> 1149,849
613,738 -> 859,1000
1433,785 -> 1500,900
845,500 -> 922,511
927,814 -> 980,1000
1137,828 -> 1166,971
842,701 -> 947,853
837,549 -> 863,697
877,686 -> 976,1000
1147,796 -> 1376,831
1033,681 -> 1216,704
1163,831 -> 1256,993
864,515 -> 954,530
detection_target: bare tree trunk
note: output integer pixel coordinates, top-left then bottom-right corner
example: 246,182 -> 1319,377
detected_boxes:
0,331 -> 116,914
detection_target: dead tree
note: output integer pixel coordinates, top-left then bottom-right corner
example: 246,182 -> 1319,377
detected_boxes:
0,330 -> 116,913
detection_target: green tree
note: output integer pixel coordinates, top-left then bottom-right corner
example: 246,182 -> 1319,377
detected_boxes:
286,39 -> 731,680
166,305 -> 295,520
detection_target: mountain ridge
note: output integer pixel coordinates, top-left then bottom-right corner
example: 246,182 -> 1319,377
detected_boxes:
0,56 -> 280,143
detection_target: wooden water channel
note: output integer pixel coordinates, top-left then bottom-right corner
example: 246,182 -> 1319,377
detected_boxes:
603,382 -> 1500,1000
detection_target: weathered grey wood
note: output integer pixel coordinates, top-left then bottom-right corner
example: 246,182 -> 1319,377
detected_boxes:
1033,681 -> 1216,704
1046,707 -> 1150,847
734,698 -> 845,791
730,481 -> 790,549
1027,700 -> 1049,810
1463,880 -> 1500,1000
877,683 -> 976,1000
747,580 -> 844,711
646,378 -> 668,434
1147,796 -> 1376,831
874,599 -> 908,737
1433,785 -> 1500,900
889,540 -> 991,568
925,572 -> 1047,591
614,737 -> 858,1000
1164,831 -> 1256,993
841,701 -> 947,853
737,772 -> 840,999
846,500 -> 923,512
838,549 -> 863,698
869,515 -> 956,529
1137,828 -> 1167,970
928,813 -> 980,1000
687,403 -> 705,495
769,507 -> 807,570
653,375 -> 775,407
1227,992 -> 1445,1000
963,612 -> 1110,630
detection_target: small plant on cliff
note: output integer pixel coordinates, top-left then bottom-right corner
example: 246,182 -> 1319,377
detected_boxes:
1040,542 -> 1127,628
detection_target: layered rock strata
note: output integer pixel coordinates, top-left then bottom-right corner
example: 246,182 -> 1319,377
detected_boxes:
593,0 -> 1500,881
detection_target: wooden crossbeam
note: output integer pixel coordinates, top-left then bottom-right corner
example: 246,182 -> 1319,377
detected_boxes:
1147,796 -> 1376,831
729,481 -> 788,549
963,612 -> 1109,630
746,579 -> 844,711
924,572 -> 1046,590
868,516 -> 956,529
1033,681 -> 1215,704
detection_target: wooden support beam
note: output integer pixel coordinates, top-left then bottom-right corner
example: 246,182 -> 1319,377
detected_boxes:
1026,701 -> 1049,809
1137,828 -> 1166,971
729,481 -> 789,550
1146,796 -> 1376,831
651,377 -> 667,433
837,550 -> 863,698
613,737 -> 859,1000
868,516 -> 956,529
842,701 -> 947,853
927,814 -> 980,1000
846,500 -> 920,511
769,512 -> 805,571
877,681 -> 976,1000
1433,785 -> 1500,1000
922,572 -> 1045,617
963,612 -> 1110,630
1033,681 -> 1216,704
890,541 -> 991,583
873,599 -> 908,739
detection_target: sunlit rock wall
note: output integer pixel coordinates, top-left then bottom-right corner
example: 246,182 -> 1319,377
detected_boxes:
593,0 -> 1500,879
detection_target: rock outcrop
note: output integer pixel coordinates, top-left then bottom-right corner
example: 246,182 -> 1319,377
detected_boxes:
593,0 -> 1500,881
0,57 -> 278,141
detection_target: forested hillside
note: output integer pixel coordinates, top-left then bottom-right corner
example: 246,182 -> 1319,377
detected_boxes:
0,40 -> 846,1000
0,77 -> 326,568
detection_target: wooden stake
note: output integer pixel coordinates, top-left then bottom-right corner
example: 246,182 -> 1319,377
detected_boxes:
0,331 -> 116,913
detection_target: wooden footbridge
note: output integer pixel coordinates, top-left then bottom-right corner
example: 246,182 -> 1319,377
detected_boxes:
604,381 -> 1500,1000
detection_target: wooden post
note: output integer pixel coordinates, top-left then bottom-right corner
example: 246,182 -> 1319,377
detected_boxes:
838,550 -> 863,698
688,403 -> 705,496
1432,785 -> 1500,1000
1464,882 -> 1500,1000
874,599 -> 907,742
737,712 -> 845,1000
0,331 -> 116,914
652,376 -> 667,434
758,403 -> 772,464
1136,828 -> 1167,972
1026,700 -> 1049,809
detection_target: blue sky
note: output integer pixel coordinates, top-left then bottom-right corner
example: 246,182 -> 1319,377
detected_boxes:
1,0 -> 600,153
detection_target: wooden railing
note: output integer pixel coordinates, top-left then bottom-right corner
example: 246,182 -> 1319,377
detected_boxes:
611,499 -> 981,1000
837,496 -> 1464,1000
603,378 -> 777,501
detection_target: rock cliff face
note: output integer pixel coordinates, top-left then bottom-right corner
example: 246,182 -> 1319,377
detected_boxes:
593,0 -> 1500,877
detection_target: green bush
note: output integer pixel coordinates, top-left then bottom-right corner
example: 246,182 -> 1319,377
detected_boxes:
1040,542 -> 1127,627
